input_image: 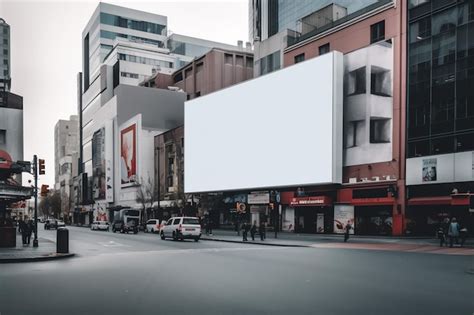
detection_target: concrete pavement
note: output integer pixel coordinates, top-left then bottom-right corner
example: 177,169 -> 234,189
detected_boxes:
0,234 -> 74,263
201,229 -> 474,255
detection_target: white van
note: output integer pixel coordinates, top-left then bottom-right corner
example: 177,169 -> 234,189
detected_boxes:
160,217 -> 201,241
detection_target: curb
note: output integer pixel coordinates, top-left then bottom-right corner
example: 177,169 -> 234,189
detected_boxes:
200,237 -> 309,248
0,253 -> 75,264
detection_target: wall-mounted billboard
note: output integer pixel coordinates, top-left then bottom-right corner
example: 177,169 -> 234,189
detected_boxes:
120,121 -> 138,187
185,51 -> 343,193
92,120 -> 114,202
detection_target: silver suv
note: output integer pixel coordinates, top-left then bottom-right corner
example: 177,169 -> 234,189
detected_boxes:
160,217 -> 201,241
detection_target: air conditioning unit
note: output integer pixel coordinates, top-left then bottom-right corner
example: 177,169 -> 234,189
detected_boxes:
349,177 -> 357,184
168,187 -> 176,193
372,176 -> 380,181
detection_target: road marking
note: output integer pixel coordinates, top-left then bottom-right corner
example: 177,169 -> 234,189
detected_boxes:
98,241 -> 130,247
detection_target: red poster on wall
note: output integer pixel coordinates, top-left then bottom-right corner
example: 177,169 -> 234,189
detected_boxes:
120,123 -> 137,186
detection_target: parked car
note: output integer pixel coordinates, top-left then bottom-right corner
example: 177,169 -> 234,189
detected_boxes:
91,221 -> 110,231
112,220 -> 138,234
44,219 -> 55,230
56,220 -> 66,228
160,217 -> 201,241
145,219 -> 162,233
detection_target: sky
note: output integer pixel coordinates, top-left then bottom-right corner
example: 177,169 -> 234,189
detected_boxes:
0,0 -> 248,188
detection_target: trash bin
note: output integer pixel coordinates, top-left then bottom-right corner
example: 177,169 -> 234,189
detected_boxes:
57,228 -> 69,254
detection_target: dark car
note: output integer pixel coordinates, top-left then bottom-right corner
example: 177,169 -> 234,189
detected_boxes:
112,220 -> 138,234
44,219 -> 55,230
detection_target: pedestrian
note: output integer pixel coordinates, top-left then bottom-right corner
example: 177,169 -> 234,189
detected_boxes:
258,222 -> 266,241
208,217 -> 213,236
448,217 -> 460,248
242,222 -> 248,241
437,226 -> 446,247
460,226 -> 468,247
250,221 -> 257,241
18,218 -> 24,234
19,219 -> 28,245
26,220 -> 34,245
344,221 -> 352,243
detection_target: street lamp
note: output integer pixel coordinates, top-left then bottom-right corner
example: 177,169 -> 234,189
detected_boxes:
155,146 -> 161,220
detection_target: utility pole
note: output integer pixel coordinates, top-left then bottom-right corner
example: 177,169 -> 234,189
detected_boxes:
33,155 -> 38,247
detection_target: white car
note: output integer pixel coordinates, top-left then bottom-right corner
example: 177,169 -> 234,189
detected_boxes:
160,217 -> 201,241
91,221 -> 110,231
57,220 -> 66,228
145,219 -> 162,233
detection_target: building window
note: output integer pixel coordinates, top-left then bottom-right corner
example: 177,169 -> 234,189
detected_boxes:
120,72 -> 139,79
3,59 -> 7,65
236,55 -> 244,66
246,57 -> 253,68
319,43 -> 330,55
370,118 -> 391,143
3,49 -> 7,55
371,21 -> 385,43
294,53 -> 305,63
347,67 -> 366,95
345,120 -> 363,148
370,66 -> 391,96
225,54 -> 233,65
0,129 -> 6,144
173,72 -> 183,83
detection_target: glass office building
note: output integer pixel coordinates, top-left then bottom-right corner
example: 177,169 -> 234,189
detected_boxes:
407,0 -> 474,158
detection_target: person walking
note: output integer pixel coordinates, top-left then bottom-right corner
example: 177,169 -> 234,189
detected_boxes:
459,226 -> 468,247
250,221 -> 257,241
242,222 -> 248,242
26,220 -> 34,245
437,226 -> 447,247
258,222 -> 266,241
448,217 -> 460,248
19,219 -> 28,245
344,221 -> 352,243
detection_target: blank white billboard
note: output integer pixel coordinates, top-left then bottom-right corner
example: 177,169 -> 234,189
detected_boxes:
185,51 -> 343,193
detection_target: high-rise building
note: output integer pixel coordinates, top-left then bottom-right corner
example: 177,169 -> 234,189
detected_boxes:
54,116 -> 79,222
248,0 -> 379,77
0,18 -> 11,98
406,0 -> 474,235
82,2 -> 168,90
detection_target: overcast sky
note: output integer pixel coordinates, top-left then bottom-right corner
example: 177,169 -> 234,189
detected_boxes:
1,0 -> 248,187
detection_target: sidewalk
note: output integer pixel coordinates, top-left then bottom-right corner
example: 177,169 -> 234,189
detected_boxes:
201,229 -> 474,254
0,234 -> 74,263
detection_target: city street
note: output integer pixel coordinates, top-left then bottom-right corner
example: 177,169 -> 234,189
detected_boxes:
1,225 -> 473,315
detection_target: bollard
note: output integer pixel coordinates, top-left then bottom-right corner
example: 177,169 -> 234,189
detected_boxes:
56,228 -> 69,254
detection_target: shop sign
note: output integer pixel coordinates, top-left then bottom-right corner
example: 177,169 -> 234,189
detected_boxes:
290,196 -> 331,206
248,192 -> 270,204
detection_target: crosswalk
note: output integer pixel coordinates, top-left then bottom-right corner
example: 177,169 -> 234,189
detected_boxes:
309,243 -> 474,255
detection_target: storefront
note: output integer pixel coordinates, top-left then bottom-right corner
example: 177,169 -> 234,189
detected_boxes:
290,196 -> 333,234
406,194 -> 473,236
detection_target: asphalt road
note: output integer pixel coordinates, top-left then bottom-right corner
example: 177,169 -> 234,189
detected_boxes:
0,225 -> 473,315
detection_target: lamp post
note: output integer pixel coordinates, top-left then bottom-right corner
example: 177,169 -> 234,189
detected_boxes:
33,155 -> 38,247
155,146 -> 161,220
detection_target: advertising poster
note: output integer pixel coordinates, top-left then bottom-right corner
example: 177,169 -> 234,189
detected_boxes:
93,203 -> 108,222
334,205 -> 354,234
422,158 -> 437,182
105,120 -> 114,202
316,213 -> 324,233
120,123 -> 137,186
92,127 -> 106,200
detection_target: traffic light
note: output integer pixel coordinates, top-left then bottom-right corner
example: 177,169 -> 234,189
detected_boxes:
38,159 -> 45,175
40,184 -> 49,197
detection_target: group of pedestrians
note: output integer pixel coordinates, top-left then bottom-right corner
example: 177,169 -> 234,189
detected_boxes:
241,221 -> 266,242
437,217 -> 468,248
18,218 -> 35,246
